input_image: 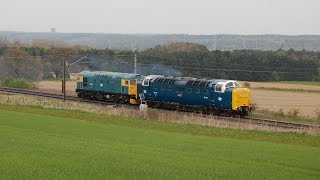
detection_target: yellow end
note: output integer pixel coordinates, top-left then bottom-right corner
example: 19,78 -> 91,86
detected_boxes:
232,88 -> 252,110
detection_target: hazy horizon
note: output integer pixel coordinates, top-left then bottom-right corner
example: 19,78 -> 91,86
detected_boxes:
1,30 -> 320,36
1,0 -> 319,35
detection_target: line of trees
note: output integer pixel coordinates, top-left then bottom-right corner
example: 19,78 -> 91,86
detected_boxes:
137,42 -> 320,81
0,39 -> 79,80
0,39 -> 319,82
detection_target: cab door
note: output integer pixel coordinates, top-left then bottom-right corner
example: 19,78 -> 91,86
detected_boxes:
77,76 -> 84,89
213,83 -> 224,109
121,79 -> 129,93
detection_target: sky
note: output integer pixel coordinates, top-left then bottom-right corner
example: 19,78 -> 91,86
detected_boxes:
0,0 -> 319,35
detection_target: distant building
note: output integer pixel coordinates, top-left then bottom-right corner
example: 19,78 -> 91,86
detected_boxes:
50,28 -> 56,33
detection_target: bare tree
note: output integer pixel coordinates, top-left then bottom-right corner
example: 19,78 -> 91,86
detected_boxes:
1,48 -> 43,80
45,48 -> 75,78
0,36 -> 9,47
45,54 -> 64,78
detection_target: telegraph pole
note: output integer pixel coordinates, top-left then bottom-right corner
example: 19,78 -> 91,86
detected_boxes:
114,53 -> 136,73
134,53 -> 137,74
63,55 -> 66,101
61,56 -> 64,94
213,33 -> 216,51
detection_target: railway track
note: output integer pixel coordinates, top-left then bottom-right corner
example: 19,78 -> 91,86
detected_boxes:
0,86 -> 319,131
192,113 -> 320,130
0,87 -> 118,107
243,117 -> 317,129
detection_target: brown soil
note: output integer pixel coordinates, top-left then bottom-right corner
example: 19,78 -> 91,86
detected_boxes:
35,81 -> 76,96
245,82 -> 320,91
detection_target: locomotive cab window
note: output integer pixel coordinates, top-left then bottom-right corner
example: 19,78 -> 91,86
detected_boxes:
83,77 -> 88,86
130,80 -> 136,85
125,80 -> 129,85
142,79 -> 150,86
234,82 -> 241,87
225,82 -> 233,88
215,84 -> 223,92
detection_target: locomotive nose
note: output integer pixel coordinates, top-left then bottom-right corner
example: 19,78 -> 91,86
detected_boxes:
232,88 -> 252,111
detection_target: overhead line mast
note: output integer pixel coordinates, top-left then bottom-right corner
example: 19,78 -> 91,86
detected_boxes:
134,53 -> 137,74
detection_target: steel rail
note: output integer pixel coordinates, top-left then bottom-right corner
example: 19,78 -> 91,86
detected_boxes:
0,87 -> 118,107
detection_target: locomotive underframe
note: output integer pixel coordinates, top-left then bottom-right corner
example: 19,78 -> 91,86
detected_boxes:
145,100 -> 248,117
76,89 -> 135,104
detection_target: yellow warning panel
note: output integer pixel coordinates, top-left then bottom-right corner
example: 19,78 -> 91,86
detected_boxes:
232,88 -> 252,110
128,80 -> 138,96
77,76 -> 83,82
129,85 -> 137,96
121,79 -> 129,86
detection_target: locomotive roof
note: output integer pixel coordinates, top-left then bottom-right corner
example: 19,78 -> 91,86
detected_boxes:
147,76 -> 231,87
79,71 -> 143,79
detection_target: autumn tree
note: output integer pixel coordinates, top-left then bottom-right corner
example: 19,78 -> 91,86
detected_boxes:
32,39 -> 70,49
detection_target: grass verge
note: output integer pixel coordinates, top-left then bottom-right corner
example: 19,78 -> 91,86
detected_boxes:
0,77 -> 34,89
250,109 -> 320,125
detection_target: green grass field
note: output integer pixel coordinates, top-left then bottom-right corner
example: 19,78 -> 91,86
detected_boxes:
0,105 -> 320,179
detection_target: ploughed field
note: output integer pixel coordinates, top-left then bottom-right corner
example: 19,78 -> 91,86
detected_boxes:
0,105 -> 319,179
252,90 -> 320,118
249,82 -> 320,118
36,80 -> 320,119
249,81 -> 320,91
36,80 -> 76,96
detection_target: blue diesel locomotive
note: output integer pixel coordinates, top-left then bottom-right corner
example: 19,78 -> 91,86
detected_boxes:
139,75 -> 252,116
76,71 -> 143,104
